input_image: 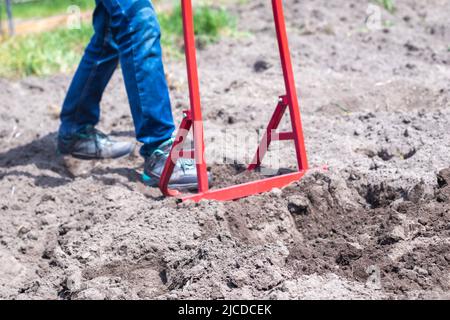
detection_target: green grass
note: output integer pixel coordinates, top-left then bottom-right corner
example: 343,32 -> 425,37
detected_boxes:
376,0 -> 396,13
2,0 -> 94,20
0,4 -> 235,78
159,4 -> 236,48
0,23 -> 93,78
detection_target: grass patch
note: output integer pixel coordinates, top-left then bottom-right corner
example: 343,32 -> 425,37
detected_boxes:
160,4 -> 235,48
376,0 -> 396,13
0,23 -> 93,78
2,0 -> 94,20
0,4 -> 235,78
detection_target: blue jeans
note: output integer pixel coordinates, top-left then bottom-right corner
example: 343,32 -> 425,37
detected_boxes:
59,0 -> 175,157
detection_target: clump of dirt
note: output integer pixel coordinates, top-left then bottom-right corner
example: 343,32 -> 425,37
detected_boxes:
210,163 -> 259,189
283,170 -> 450,295
1,0 -> 450,300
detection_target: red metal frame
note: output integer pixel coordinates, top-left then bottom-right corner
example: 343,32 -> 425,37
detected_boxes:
159,0 -> 309,202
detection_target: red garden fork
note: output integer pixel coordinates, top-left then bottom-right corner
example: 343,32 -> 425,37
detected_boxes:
159,0 -> 309,202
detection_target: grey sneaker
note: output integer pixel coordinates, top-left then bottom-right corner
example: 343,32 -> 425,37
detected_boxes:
58,126 -> 135,160
143,138 -> 212,191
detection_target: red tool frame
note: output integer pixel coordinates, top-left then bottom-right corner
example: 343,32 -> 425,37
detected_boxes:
159,0 -> 308,202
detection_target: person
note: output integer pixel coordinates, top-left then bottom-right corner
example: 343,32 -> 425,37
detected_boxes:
57,0 -> 207,190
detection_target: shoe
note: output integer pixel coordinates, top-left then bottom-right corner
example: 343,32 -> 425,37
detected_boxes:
143,138 -> 212,191
58,126 -> 135,160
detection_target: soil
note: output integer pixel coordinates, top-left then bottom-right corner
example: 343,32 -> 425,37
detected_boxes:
1,0 -> 449,300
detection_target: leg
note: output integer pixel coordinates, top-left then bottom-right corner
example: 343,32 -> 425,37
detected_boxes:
59,1 -> 119,138
102,0 -> 175,157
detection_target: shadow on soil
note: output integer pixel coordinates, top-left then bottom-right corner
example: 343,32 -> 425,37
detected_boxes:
0,133 -> 140,189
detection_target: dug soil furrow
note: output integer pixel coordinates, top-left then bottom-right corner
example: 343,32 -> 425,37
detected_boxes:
0,0 -> 449,299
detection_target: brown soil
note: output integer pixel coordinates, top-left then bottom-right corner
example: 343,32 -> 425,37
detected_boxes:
0,0 -> 449,300
0,12 -> 92,39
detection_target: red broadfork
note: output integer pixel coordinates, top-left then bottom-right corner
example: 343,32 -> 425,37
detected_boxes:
159,0 -> 309,202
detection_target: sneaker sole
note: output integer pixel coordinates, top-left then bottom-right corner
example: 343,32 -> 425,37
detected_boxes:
142,173 -> 199,192
70,148 -> 134,161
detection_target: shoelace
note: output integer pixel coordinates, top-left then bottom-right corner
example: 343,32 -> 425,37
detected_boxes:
77,126 -> 110,157
153,138 -> 195,172
92,128 -> 109,141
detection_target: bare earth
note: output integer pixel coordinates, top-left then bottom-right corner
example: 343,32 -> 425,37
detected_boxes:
1,0 -> 449,300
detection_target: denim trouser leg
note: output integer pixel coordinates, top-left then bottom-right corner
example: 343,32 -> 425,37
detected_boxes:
59,0 -> 175,157
59,2 -> 119,138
